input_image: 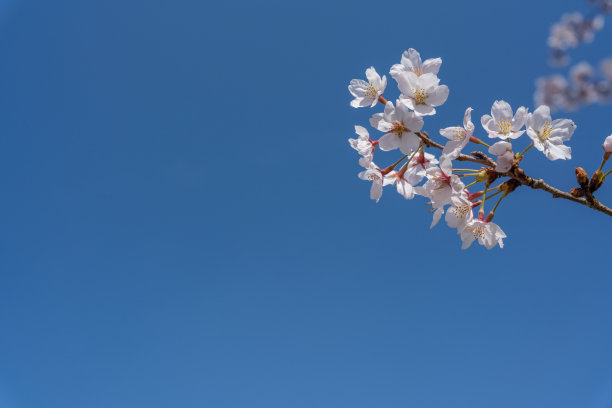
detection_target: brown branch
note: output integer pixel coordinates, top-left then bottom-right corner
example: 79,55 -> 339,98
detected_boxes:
503,168 -> 612,217
414,131 -> 612,218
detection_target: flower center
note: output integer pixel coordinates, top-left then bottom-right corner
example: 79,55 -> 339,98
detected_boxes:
471,225 -> 485,239
453,129 -> 466,141
365,82 -> 378,98
413,88 -> 427,104
367,172 -> 380,182
412,67 -> 423,76
539,120 -> 553,142
496,118 -> 512,134
432,172 -> 451,190
390,121 -> 405,135
412,154 -> 430,168
451,203 -> 471,219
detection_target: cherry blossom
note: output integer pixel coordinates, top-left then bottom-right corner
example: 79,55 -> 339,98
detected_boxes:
386,170 -> 416,200
347,47 -> 612,251
481,100 -> 528,140
526,105 -> 576,161
445,194 -> 474,232
395,72 -> 449,116
488,141 -> 514,172
348,125 -> 374,167
348,67 -> 387,108
358,162 -> 394,203
370,100 -> 424,155
460,220 -> 506,250
404,151 -> 438,185
416,161 -> 464,209
390,48 -> 442,79
439,107 -> 474,161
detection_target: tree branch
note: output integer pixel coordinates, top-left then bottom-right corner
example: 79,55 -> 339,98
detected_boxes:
414,131 -> 612,217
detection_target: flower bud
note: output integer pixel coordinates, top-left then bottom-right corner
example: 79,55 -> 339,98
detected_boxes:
589,169 -> 606,192
603,135 -> 612,153
570,188 -> 585,197
575,167 -> 589,188
475,169 -> 490,182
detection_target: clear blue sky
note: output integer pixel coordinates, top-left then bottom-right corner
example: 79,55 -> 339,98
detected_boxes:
0,0 -> 611,407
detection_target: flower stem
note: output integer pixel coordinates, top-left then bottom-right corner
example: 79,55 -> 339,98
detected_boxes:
482,189 -> 502,202
398,144 -> 423,175
598,155 -> 610,172
491,193 -> 506,213
517,142 -> 534,159
464,180 -> 480,189
478,185 -> 491,219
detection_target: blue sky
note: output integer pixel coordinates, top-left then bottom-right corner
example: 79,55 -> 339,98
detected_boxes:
0,0 -> 611,407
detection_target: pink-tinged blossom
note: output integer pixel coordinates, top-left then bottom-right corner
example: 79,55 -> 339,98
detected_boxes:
370,100 -> 424,155
348,125 -> 374,167
395,72 -> 449,116
603,134 -> 612,152
460,220 -> 506,250
481,100 -> 528,140
358,162 -> 394,203
404,151 -> 438,185
439,107 -> 474,161
390,48 -> 442,79
386,170 -> 416,200
348,67 -> 387,108
416,161 -> 464,209
488,141 -> 514,172
526,105 -> 576,161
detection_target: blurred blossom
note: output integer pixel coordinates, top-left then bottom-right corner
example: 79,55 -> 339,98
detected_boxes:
535,60 -> 612,111
548,12 -> 605,66
588,0 -> 612,13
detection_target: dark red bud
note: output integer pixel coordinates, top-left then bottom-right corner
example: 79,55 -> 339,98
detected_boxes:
570,188 -> 585,198
589,170 -> 606,192
575,167 -> 589,188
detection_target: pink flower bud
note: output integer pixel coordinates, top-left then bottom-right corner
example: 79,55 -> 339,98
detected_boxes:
603,135 -> 612,153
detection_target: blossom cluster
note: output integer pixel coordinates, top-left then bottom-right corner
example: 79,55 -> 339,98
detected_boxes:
535,59 -> 612,111
548,12 -> 605,66
589,0 -> 612,13
348,49 -> 580,250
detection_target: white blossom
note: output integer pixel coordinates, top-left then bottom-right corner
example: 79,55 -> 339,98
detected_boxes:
348,67 -> 387,108
439,107 -> 474,161
526,105 -> 576,161
445,193 -> 474,232
395,72 -> 449,116
481,100 -> 528,140
488,141 -> 514,172
460,220 -> 506,250
390,48 -> 442,79
358,162 -> 394,203
370,100 -> 424,155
